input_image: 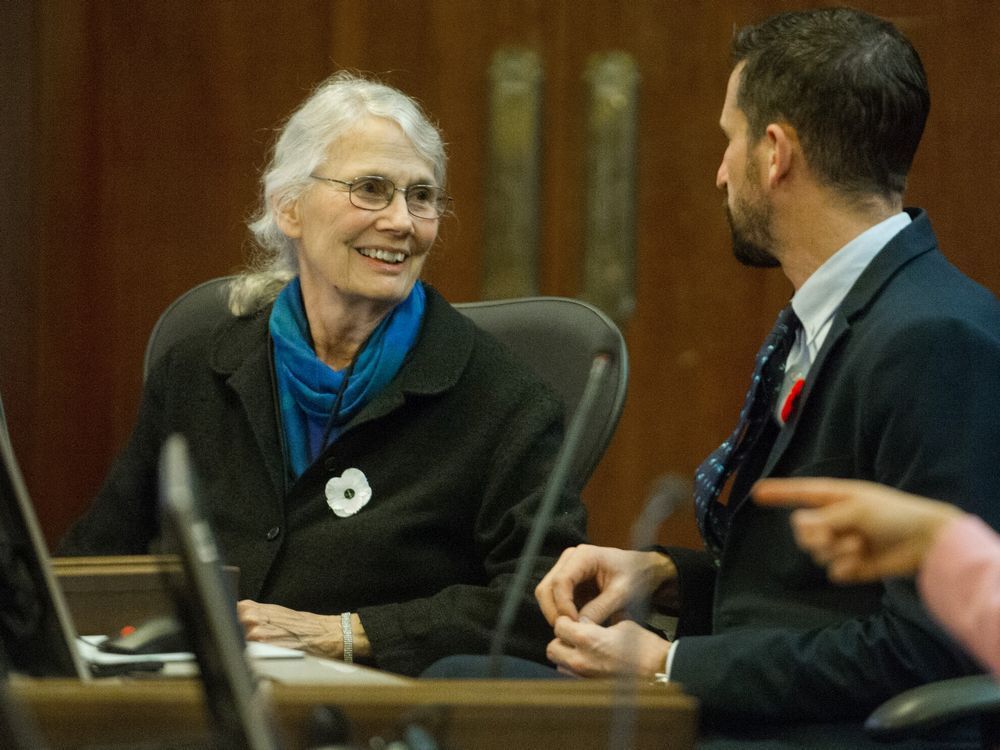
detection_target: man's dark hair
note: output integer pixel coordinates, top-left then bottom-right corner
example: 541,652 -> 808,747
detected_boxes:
732,7 -> 929,200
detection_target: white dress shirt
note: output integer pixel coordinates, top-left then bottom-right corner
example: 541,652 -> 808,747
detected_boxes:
776,212 -> 912,421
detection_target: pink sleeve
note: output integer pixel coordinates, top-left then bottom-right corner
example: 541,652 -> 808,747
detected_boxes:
918,515 -> 1000,674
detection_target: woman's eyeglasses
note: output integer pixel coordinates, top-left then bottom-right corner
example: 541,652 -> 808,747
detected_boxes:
310,174 -> 450,219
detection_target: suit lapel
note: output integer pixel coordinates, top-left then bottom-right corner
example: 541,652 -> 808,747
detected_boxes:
758,311 -> 849,480
734,209 -> 939,507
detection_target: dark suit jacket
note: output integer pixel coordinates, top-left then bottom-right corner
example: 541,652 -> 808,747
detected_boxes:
60,287 -> 588,676
664,210 -> 1000,733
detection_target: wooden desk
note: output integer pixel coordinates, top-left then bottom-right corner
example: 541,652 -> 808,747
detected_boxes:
13,676 -> 698,749
42,556 -> 698,747
53,556 -> 238,635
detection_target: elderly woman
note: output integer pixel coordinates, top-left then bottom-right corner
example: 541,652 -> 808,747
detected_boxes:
60,72 -> 588,676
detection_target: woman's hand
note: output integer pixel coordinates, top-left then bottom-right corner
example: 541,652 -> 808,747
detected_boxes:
753,477 -> 964,583
236,600 -> 371,661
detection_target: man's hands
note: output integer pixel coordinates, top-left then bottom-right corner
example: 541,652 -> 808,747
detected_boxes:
535,544 -> 676,678
547,617 -> 671,678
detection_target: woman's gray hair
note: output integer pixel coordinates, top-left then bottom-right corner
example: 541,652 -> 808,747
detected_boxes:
230,71 -> 447,315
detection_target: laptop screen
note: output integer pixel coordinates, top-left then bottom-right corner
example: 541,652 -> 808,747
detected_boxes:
0,393 -> 89,680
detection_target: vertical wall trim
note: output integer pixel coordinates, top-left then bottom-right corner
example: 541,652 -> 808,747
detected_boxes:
582,52 -> 640,324
482,47 -> 544,299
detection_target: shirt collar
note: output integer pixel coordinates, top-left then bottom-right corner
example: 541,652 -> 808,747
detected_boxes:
791,212 -> 911,347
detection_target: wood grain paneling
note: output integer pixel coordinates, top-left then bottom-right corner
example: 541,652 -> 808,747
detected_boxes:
0,1 -> 37,447
9,1 -> 999,554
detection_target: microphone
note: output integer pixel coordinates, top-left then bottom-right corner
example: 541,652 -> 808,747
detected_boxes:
158,435 -> 283,750
611,473 -> 691,750
626,473 -> 691,622
488,352 -> 614,677
631,474 -> 690,547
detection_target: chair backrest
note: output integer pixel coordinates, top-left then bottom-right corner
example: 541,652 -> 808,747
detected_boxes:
144,277 -> 236,378
144,277 -> 628,492
453,297 -> 628,490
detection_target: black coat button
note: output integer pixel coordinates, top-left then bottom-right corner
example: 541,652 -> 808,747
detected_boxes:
266,526 -> 281,541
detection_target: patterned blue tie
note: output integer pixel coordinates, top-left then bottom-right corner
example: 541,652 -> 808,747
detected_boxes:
694,304 -> 800,556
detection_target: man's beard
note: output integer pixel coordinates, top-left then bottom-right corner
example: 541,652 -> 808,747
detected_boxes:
725,188 -> 780,269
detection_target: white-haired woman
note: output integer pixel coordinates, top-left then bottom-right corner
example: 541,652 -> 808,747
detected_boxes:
61,73 -> 588,677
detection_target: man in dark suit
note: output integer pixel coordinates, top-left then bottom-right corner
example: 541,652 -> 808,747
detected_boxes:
535,7 -> 1000,746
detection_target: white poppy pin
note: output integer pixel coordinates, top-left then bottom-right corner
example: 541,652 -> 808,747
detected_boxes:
325,468 -> 372,518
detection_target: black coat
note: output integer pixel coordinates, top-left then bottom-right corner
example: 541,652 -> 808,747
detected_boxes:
60,286 -> 589,676
665,210 -> 1000,739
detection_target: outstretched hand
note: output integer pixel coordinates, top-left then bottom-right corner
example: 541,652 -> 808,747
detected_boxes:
753,477 -> 963,583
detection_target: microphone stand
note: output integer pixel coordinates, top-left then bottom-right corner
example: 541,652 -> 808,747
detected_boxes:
609,474 -> 691,749
488,353 -> 612,677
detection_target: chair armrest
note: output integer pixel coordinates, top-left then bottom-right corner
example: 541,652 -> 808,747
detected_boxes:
865,674 -> 1000,740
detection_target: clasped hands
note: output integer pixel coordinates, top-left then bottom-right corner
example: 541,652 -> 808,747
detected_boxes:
534,544 -> 676,679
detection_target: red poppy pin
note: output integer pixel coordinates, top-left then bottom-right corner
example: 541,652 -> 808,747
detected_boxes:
781,378 -> 806,423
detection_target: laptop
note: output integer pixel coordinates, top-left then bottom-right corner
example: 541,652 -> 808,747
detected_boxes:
0,391 -> 91,681
0,390 -> 280,746
0,389 -> 178,680
0,388 -> 376,745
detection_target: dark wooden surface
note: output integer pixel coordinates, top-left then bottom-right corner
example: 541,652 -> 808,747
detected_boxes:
13,676 -> 698,749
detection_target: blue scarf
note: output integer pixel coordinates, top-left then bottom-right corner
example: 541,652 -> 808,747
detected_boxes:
270,278 -> 426,478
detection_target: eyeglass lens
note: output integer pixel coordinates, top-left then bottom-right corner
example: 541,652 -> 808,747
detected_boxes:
349,176 -> 446,218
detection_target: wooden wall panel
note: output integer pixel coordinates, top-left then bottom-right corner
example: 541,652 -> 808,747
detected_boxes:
9,1 -> 999,555
0,1 -> 36,446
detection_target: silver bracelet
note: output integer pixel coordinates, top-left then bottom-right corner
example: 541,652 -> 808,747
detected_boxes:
341,612 -> 354,663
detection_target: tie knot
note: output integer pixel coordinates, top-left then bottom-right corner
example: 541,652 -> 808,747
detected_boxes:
766,304 -> 800,353
775,304 -> 800,335
758,304 -> 799,385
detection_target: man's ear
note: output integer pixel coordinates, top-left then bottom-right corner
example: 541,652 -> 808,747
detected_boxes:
274,195 -> 302,239
765,122 -> 798,187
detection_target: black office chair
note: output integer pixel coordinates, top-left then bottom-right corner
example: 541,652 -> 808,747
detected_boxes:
144,276 -> 628,493
865,674 -> 1000,748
